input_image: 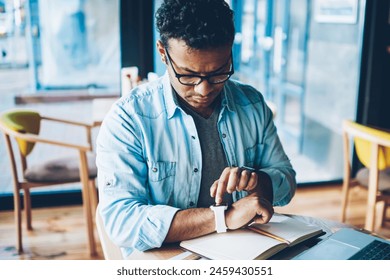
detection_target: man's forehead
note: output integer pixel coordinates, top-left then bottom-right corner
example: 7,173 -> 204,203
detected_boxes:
166,38 -> 231,54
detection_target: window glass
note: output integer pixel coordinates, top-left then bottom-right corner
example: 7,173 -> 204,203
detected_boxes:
231,0 -> 364,183
33,0 -> 120,91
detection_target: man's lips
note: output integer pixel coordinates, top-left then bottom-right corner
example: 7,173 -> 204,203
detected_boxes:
193,97 -> 211,104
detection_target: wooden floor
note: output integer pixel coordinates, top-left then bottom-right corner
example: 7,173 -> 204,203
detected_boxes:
0,183 -> 389,260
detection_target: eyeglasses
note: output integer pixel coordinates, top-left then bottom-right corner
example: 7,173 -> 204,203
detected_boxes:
165,49 -> 234,86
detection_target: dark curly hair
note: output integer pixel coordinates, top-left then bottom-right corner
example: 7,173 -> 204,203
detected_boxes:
156,0 -> 235,50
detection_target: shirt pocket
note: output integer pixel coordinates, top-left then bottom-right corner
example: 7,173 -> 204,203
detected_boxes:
148,161 -> 176,182
244,143 -> 265,169
147,161 -> 176,205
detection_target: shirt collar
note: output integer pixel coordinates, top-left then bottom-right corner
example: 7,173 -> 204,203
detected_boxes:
220,81 -> 236,113
162,72 -> 180,119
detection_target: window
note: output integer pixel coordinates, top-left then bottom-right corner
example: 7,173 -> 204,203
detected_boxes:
28,0 -> 120,91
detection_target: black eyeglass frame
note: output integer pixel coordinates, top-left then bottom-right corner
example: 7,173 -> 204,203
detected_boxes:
164,48 -> 234,86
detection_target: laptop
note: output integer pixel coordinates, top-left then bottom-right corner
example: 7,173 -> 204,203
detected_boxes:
292,228 -> 390,260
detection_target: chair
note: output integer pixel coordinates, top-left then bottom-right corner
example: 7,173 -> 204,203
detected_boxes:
0,109 -> 98,256
95,204 -> 123,260
341,120 -> 390,231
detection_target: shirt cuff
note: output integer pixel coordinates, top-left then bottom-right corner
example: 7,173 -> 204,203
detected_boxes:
135,205 -> 180,251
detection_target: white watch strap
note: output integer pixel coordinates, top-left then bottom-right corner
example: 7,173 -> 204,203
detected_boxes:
210,205 -> 228,233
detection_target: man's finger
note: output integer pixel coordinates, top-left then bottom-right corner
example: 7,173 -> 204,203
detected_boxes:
209,180 -> 219,198
226,168 -> 240,193
252,214 -> 271,224
236,169 -> 250,191
215,168 -> 230,204
245,172 -> 258,191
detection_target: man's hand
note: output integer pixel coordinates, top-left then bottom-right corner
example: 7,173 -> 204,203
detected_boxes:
209,166 -> 274,229
209,167 -> 258,204
224,193 -> 274,230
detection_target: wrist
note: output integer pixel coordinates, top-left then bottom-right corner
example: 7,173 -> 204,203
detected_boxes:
225,196 -> 258,230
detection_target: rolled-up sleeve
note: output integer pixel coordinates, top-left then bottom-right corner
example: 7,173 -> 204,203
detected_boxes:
96,103 -> 179,257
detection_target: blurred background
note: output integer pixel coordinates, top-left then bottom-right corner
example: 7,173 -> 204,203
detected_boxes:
0,0 -> 389,259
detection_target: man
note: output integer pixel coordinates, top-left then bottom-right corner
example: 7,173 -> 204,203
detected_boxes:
96,0 -> 296,258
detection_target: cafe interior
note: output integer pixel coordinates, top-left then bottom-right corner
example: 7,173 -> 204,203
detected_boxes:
0,0 -> 389,260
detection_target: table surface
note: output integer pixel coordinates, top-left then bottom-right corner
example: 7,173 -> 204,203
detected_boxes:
125,214 -> 353,260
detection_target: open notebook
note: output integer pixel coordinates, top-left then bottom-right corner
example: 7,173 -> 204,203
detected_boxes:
180,213 -> 325,260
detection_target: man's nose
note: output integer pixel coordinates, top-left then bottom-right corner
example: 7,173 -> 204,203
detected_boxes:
194,80 -> 214,96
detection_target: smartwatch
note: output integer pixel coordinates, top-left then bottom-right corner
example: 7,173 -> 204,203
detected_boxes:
210,203 -> 228,233
240,165 -> 256,173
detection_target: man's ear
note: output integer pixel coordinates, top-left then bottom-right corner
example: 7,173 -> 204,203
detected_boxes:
156,40 -> 167,64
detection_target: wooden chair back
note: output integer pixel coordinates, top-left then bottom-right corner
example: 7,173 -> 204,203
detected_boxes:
0,108 -> 98,256
342,120 -> 390,231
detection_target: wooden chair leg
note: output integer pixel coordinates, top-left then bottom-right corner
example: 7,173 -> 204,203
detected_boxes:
340,178 -> 351,223
24,188 -> 33,231
365,201 -> 376,231
365,145 -> 379,231
382,201 -> 389,227
14,188 -> 23,253
89,179 -> 99,214
79,151 -> 97,257
341,131 -> 352,223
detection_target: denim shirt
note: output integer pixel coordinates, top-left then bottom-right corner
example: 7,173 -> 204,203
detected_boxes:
96,72 -> 296,258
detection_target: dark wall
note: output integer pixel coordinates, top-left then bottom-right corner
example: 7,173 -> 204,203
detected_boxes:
120,0 -> 154,79
357,0 -> 390,129
352,0 -> 390,173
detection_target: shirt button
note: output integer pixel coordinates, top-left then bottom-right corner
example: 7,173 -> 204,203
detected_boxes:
189,201 -> 195,207
191,135 -> 196,139
194,168 -> 199,173
152,167 -> 158,172
222,133 -> 227,138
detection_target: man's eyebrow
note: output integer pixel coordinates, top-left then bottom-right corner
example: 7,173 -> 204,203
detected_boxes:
178,58 -> 231,75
